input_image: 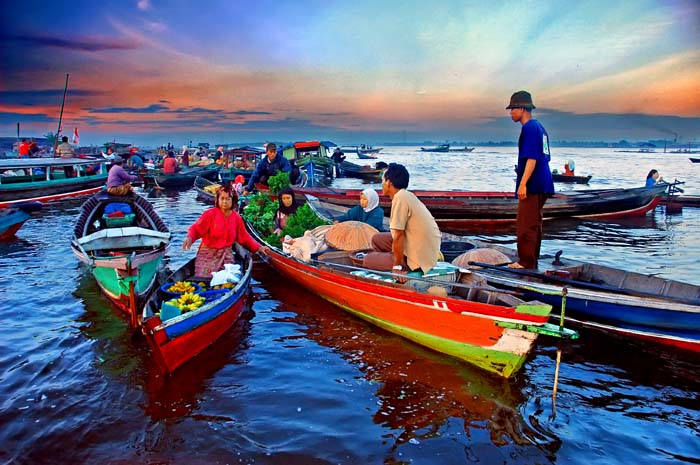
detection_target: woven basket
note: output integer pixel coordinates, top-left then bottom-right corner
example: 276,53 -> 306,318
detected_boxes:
452,248 -> 511,268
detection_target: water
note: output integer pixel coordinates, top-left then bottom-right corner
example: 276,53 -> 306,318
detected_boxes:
1,147 -> 698,464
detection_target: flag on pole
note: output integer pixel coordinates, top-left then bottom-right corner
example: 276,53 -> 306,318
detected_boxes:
72,127 -> 80,145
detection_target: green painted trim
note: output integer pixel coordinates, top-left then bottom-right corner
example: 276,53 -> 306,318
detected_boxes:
92,257 -> 163,298
514,303 -> 551,317
335,302 -> 527,378
496,321 -> 579,339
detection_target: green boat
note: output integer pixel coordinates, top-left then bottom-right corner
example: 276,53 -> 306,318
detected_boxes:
71,192 -> 171,326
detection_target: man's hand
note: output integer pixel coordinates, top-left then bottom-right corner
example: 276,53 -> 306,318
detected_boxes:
182,236 -> 193,251
517,183 -> 528,200
393,269 -> 408,284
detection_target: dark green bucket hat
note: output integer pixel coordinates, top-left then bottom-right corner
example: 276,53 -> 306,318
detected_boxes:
506,90 -> 536,110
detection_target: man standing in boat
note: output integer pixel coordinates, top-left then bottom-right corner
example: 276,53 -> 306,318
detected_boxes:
243,143 -> 291,195
55,135 -> 76,178
364,163 -> 441,283
507,90 -> 554,269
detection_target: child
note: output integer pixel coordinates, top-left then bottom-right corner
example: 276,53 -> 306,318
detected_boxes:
273,187 -> 299,235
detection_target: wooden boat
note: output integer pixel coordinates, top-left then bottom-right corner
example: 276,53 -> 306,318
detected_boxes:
357,152 -> 378,159
281,140 -> 336,180
290,184 -> 669,231
219,146 -> 264,183
690,157 -> 700,163
141,251 -> 253,374
358,146 -> 383,156
336,160 -> 383,181
449,147 -> 475,152
71,192 -> 171,326
461,246 -> 700,352
420,144 -> 450,153
552,173 -> 592,184
0,201 -> 42,239
0,157 -> 108,207
660,195 -> 700,208
243,214 -> 575,377
195,170 -> 308,201
142,164 -> 220,188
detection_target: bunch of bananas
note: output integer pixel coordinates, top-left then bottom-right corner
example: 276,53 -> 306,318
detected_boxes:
168,281 -> 196,293
204,184 -> 221,194
213,282 -> 235,290
174,292 -> 205,313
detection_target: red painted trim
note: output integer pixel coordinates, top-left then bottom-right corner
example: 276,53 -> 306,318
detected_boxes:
0,186 -> 103,208
0,221 -> 26,239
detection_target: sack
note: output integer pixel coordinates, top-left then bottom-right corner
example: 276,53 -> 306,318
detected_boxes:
210,263 -> 242,286
104,202 -> 132,215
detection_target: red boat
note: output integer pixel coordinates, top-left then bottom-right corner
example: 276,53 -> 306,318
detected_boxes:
141,251 -> 253,374
243,219 -> 576,377
288,184 -> 668,231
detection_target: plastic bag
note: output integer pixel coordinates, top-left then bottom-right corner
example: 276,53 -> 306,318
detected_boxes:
210,263 -> 242,286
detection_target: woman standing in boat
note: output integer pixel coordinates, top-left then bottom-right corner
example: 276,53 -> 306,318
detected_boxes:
183,184 -> 267,277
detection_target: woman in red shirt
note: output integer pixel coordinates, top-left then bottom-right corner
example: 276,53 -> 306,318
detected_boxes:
182,184 -> 267,277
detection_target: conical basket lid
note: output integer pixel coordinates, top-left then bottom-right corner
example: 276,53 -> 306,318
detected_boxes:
452,248 -> 511,268
325,221 -> 379,251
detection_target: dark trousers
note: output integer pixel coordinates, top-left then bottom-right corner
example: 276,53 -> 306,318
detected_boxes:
362,232 -> 409,271
516,193 -> 547,269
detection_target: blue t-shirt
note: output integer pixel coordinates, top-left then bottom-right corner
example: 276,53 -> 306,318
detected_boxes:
246,154 -> 292,191
645,177 -> 656,188
516,119 -> 555,195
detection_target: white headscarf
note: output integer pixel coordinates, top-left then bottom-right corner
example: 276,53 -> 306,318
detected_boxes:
362,188 -> 379,213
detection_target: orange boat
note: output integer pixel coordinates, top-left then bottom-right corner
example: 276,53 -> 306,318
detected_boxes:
244,221 -> 576,377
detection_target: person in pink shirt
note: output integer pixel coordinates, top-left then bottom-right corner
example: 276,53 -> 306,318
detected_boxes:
183,184 -> 268,277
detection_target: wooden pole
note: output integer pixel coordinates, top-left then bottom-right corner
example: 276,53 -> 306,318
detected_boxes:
54,73 -> 70,154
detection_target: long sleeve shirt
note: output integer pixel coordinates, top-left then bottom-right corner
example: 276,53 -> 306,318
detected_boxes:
106,164 -> 137,188
246,155 -> 292,192
187,207 -> 260,252
336,205 -> 385,231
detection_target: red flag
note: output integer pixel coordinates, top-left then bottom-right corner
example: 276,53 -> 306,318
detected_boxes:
72,127 -> 80,145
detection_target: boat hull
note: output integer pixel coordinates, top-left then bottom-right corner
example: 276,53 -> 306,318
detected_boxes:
141,255 -> 253,374
552,173 -> 592,184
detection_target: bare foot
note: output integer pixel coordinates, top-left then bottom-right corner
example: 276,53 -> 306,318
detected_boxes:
508,262 -> 525,269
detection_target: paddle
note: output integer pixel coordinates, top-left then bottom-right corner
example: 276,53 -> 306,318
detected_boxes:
468,261 -> 700,306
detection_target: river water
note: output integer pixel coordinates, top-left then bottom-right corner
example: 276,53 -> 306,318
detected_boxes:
1,147 -> 698,464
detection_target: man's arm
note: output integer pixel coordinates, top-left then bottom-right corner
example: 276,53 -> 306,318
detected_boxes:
517,158 -> 537,200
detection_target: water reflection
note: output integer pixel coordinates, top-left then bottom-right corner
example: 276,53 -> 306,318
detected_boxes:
262,267 -> 558,454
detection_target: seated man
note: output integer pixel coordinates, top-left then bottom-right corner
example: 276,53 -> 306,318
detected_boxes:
363,163 -> 441,283
106,158 -> 138,195
163,151 -> 179,174
243,143 -> 291,195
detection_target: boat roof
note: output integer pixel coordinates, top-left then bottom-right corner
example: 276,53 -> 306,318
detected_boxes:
0,157 -> 107,169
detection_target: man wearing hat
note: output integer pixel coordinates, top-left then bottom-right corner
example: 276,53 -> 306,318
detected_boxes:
506,90 -> 554,269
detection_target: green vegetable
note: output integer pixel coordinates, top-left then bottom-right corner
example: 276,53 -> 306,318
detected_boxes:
267,171 -> 291,195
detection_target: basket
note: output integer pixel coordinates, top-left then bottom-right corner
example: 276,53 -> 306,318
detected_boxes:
103,213 -> 136,227
199,289 -> 229,303
440,241 -> 476,262
159,282 -> 202,300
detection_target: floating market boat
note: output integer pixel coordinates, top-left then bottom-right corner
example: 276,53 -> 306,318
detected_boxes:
551,173 -> 592,184
142,164 -> 220,189
141,251 -> 253,374
0,157 -> 108,207
336,160 -> 385,181
243,210 -> 576,378
690,157 -> 700,163
280,140 -> 336,181
357,151 -> 378,159
71,192 -> 171,326
219,146 -> 265,183
289,183 -> 669,231
0,201 -> 42,239
420,144 -> 450,152
194,170 -> 308,201
358,146 -> 383,157
450,241 -> 700,352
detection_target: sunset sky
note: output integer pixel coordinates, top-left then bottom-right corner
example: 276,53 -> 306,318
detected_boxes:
1,0 -> 699,146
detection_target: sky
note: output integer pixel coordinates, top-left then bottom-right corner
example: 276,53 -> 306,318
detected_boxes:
1,0 -> 699,147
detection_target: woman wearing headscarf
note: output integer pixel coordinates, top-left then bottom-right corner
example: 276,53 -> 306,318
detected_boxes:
333,188 -> 385,231
273,187 -> 300,235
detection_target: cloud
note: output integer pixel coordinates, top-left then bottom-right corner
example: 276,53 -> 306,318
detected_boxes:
0,111 -> 55,124
86,104 -> 171,114
228,110 -> 273,116
137,0 -> 151,11
0,89 -> 104,106
0,32 -> 139,52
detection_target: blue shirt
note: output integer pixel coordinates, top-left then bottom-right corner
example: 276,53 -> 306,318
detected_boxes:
516,119 -> 555,195
246,155 -> 292,191
336,205 -> 385,231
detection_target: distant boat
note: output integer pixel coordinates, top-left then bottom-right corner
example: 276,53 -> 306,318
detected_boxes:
551,173 -> 592,184
448,147 -> 475,152
0,201 -> 42,239
420,144 -> 450,153
690,157 -> 700,163
0,157 -> 108,207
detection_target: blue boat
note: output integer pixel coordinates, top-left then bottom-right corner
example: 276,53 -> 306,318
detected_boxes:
0,201 -> 42,239
465,250 -> 700,352
141,251 -> 253,374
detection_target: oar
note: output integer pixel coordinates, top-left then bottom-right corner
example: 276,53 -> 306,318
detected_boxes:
152,176 -> 164,191
468,261 -> 700,305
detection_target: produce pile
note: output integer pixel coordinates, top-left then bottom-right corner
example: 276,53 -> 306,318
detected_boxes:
167,281 -> 197,293
167,292 -> 205,313
243,193 -> 329,247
